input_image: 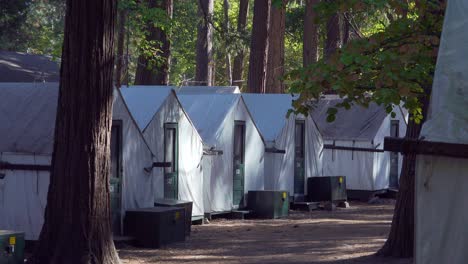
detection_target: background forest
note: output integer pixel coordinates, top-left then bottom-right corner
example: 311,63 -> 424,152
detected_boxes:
1,0 -> 396,88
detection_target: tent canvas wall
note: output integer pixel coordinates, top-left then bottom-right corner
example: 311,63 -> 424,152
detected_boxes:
242,94 -> 323,200
0,83 -> 155,240
178,94 -> 265,213
416,1 -> 468,262
175,86 -> 240,94
0,51 -> 60,82
311,99 -> 408,196
120,86 -> 205,218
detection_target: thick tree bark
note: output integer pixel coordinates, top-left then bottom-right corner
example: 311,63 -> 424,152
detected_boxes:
134,0 -> 173,85
115,8 -> 127,88
195,0 -> 214,86
303,0 -> 319,66
324,12 -> 340,60
378,96 -> 430,258
341,13 -> 350,45
265,0 -> 287,93
223,0 -> 233,85
232,0 -> 249,89
247,0 -> 271,93
31,0 -> 119,263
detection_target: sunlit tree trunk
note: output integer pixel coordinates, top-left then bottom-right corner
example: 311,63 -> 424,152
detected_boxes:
247,0 -> 270,93
232,0 -> 249,89
265,0 -> 287,93
223,0 -> 233,85
195,0 -> 214,86
303,0 -> 319,66
30,0 -> 119,263
134,0 -> 173,85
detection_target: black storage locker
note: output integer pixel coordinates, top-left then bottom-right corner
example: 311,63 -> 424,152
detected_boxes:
124,207 -> 185,248
155,198 -> 193,236
307,176 -> 347,202
247,190 -> 289,219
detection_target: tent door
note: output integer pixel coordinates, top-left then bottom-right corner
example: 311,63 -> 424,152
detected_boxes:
294,120 -> 305,195
389,120 -> 400,189
164,123 -> 179,199
233,121 -> 246,208
110,120 -> 123,235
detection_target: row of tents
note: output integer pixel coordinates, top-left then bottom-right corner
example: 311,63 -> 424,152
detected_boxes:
0,82 -> 407,240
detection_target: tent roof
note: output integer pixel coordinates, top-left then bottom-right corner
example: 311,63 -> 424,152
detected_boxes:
242,93 -> 296,141
119,86 -> 173,131
310,99 -> 388,141
0,51 -> 60,82
0,82 -> 58,154
175,86 -> 240,94
178,94 -> 240,146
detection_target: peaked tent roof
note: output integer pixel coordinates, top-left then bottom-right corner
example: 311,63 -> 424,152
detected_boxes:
0,82 -> 58,154
176,86 -> 240,94
310,98 -> 388,141
119,86 -> 173,131
0,51 -> 60,82
178,94 -> 240,146
242,93 -> 296,142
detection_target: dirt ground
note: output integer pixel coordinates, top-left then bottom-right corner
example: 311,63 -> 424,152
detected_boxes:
119,200 -> 412,264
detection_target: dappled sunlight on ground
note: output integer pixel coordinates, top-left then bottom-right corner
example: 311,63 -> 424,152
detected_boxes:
119,201 -> 412,264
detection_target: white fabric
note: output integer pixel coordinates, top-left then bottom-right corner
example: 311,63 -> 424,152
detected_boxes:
176,86 -> 240,94
242,94 -> 323,195
126,89 -> 205,217
179,94 -> 265,212
320,109 -> 407,191
0,82 -> 58,154
416,1 -> 468,263
420,0 -> 468,144
0,153 -> 50,240
119,86 -> 173,131
0,85 -> 155,239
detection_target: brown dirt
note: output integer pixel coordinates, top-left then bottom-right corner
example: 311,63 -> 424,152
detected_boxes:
119,201 -> 412,264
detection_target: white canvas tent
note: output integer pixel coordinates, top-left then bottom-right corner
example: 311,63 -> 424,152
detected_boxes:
0,83 -> 155,240
120,86 -> 205,218
175,86 -> 240,94
416,1 -> 468,263
178,94 -> 265,213
242,93 -> 323,199
311,99 -> 407,197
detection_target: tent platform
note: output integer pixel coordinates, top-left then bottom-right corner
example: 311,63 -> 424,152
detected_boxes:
204,210 -> 251,220
347,189 -> 387,202
291,202 -> 320,212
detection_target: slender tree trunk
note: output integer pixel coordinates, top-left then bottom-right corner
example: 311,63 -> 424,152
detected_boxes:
324,12 -> 340,60
195,0 -> 214,86
232,0 -> 249,89
265,0 -> 286,93
134,0 -> 173,85
247,0 -> 270,93
223,0 -> 233,85
341,13 -> 350,45
31,0 -> 119,263
303,0 -> 319,66
115,8 -> 127,88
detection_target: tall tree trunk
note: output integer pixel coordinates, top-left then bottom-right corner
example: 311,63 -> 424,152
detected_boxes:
247,0 -> 270,93
378,96 -> 429,258
134,0 -> 173,85
31,0 -> 119,263
223,0 -> 232,85
324,12 -> 340,60
195,0 -> 214,86
303,0 -> 319,66
115,7 -> 127,88
341,13 -> 350,45
265,0 -> 286,93
232,0 -> 249,89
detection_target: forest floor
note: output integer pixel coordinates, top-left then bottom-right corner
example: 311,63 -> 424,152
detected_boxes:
119,200 -> 412,264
